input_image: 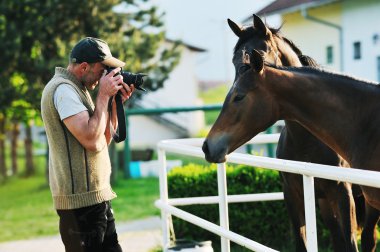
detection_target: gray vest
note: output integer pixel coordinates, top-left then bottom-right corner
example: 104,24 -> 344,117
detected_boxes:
41,67 -> 116,209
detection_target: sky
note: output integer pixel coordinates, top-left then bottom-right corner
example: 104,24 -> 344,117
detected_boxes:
149,0 -> 279,82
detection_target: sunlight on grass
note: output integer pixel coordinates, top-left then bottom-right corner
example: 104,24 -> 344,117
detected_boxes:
0,176 -> 57,242
0,174 -> 160,242
199,84 -> 229,104
199,84 -> 229,126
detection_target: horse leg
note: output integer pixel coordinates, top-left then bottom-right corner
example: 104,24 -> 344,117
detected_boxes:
281,173 -> 307,252
352,184 -> 366,229
321,181 -> 358,251
361,201 -> 379,252
318,198 -> 346,250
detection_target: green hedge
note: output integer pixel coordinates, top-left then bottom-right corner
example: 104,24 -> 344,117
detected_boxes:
168,164 -> 292,251
168,164 -> 332,252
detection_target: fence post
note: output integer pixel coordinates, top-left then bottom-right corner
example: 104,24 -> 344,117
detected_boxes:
303,175 -> 318,251
158,148 -> 171,250
217,163 -> 230,252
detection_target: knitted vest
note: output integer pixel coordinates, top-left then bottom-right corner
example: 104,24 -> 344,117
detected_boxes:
41,67 -> 116,210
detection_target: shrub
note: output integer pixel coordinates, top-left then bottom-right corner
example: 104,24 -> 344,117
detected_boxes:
167,163 -> 334,251
168,164 -> 292,251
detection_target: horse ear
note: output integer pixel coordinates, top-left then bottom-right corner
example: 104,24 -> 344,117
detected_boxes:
250,49 -> 264,73
253,14 -> 269,37
227,18 -> 243,37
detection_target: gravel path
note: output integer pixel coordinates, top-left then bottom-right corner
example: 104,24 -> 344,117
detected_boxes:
0,216 -> 162,252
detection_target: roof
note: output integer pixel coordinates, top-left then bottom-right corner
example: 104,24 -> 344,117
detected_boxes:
255,0 -> 340,16
166,38 -> 207,53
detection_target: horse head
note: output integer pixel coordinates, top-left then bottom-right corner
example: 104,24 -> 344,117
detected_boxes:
202,14 -> 311,163
229,14 -> 302,75
202,49 -> 279,163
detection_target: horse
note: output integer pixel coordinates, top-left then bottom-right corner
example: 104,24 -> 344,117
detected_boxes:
222,15 -> 364,252
202,46 -> 380,250
204,17 -> 380,250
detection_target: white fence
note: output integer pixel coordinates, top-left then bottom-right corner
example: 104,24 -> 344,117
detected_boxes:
154,134 -> 380,252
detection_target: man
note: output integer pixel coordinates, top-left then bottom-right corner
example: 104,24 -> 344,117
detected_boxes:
41,37 -> 134,252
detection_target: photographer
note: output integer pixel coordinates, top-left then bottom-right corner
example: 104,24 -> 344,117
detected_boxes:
41,37 -> 134,252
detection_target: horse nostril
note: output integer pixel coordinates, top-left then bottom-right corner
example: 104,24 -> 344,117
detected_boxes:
202,140 -> 209,155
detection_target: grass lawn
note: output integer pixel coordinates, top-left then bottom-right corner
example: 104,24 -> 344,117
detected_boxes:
199,84 -> 229,125
0,171 -> 160,242
0,135 -> 210,243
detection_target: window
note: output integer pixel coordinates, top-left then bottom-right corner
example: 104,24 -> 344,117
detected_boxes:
326,46 -> 333,64
377,56 -> 380,82
353,41 -> 361,60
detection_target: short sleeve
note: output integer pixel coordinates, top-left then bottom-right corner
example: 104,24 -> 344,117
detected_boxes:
53,84 -> 88,120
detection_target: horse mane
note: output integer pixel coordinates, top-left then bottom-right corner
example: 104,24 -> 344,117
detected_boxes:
299,55 -> 319,67
234,25 -> 319,68
275,33 -> 319,68
267,64 -> 380,86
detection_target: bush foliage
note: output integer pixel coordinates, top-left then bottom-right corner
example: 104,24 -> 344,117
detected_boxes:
168,164 -> 291,251
167,164 -> 335,251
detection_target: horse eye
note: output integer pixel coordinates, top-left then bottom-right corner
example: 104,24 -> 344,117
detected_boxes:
238,64 -> 251,75
233,94 -> 245,102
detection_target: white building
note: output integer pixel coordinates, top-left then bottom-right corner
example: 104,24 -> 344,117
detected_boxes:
253,0 -> 380,82
129,41 -> 207,148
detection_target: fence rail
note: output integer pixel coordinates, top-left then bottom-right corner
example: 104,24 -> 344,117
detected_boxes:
155,134 -> 380,251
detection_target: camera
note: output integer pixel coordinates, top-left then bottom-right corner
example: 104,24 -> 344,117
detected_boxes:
106,66 -> 146,91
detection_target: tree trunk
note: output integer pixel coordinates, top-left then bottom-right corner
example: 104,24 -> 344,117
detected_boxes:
0,114 -> 7,178
11,122 -> 20,176
24,122 -> 34,176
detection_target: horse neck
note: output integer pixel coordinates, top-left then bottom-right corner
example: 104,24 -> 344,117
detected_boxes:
266,67 -> 380,163
273,36 -> 319,140
273,36 -> 302,67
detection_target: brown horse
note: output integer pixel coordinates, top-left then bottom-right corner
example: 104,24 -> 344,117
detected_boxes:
202,42 -> 380,250
225,15 -> 359,251
223,15 -> 366,252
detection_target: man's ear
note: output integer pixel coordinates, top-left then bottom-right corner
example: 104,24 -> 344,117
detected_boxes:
250,49 -> 264,73
227,18 -> 243,38
80,62 -> 89,71
76,62 -> 90,76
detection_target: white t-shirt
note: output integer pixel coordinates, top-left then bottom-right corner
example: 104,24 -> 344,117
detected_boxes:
53,84 -> 88,120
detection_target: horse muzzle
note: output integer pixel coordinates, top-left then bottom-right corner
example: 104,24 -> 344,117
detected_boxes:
202,137 -> 229,163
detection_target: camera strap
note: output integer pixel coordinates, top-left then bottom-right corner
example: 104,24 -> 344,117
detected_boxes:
108,93 -> 126,143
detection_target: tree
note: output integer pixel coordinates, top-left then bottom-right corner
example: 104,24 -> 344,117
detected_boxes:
0,0 -> 181,178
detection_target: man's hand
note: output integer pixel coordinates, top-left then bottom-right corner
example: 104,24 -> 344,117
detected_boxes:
98,68 -> 124,98
118,83 -> 135,103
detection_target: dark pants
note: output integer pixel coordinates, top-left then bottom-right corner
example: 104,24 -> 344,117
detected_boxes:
57,201 -> 122,252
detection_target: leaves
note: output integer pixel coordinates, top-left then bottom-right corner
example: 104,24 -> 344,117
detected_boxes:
0,0 -> 181,121
0,0 -> 181,178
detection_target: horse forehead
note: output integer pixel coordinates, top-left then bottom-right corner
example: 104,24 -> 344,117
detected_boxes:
235,33 -> 267,52
242,37 -> 267,50
234,38 -> 271,61
233,41 -> 258,61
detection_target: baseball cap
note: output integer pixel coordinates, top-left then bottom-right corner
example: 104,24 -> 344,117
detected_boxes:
70,37 -> 125,68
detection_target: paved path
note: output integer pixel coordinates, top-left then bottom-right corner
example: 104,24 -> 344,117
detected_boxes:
0,216 -> 162,252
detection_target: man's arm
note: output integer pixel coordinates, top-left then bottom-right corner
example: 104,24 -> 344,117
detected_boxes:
104,97 -> 118,145
63,69 -> 124,152
63,92 -> 110,152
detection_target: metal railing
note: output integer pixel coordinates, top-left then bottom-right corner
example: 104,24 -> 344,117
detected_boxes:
124,104 -> 223,177
155,134 -> 380,252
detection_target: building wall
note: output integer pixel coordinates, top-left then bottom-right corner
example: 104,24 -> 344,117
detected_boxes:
129,116 -> 185,148
342,0 -> 380,81
279,0 -> 380,82
129,44 -> 205,148
281,2 -> 342,71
